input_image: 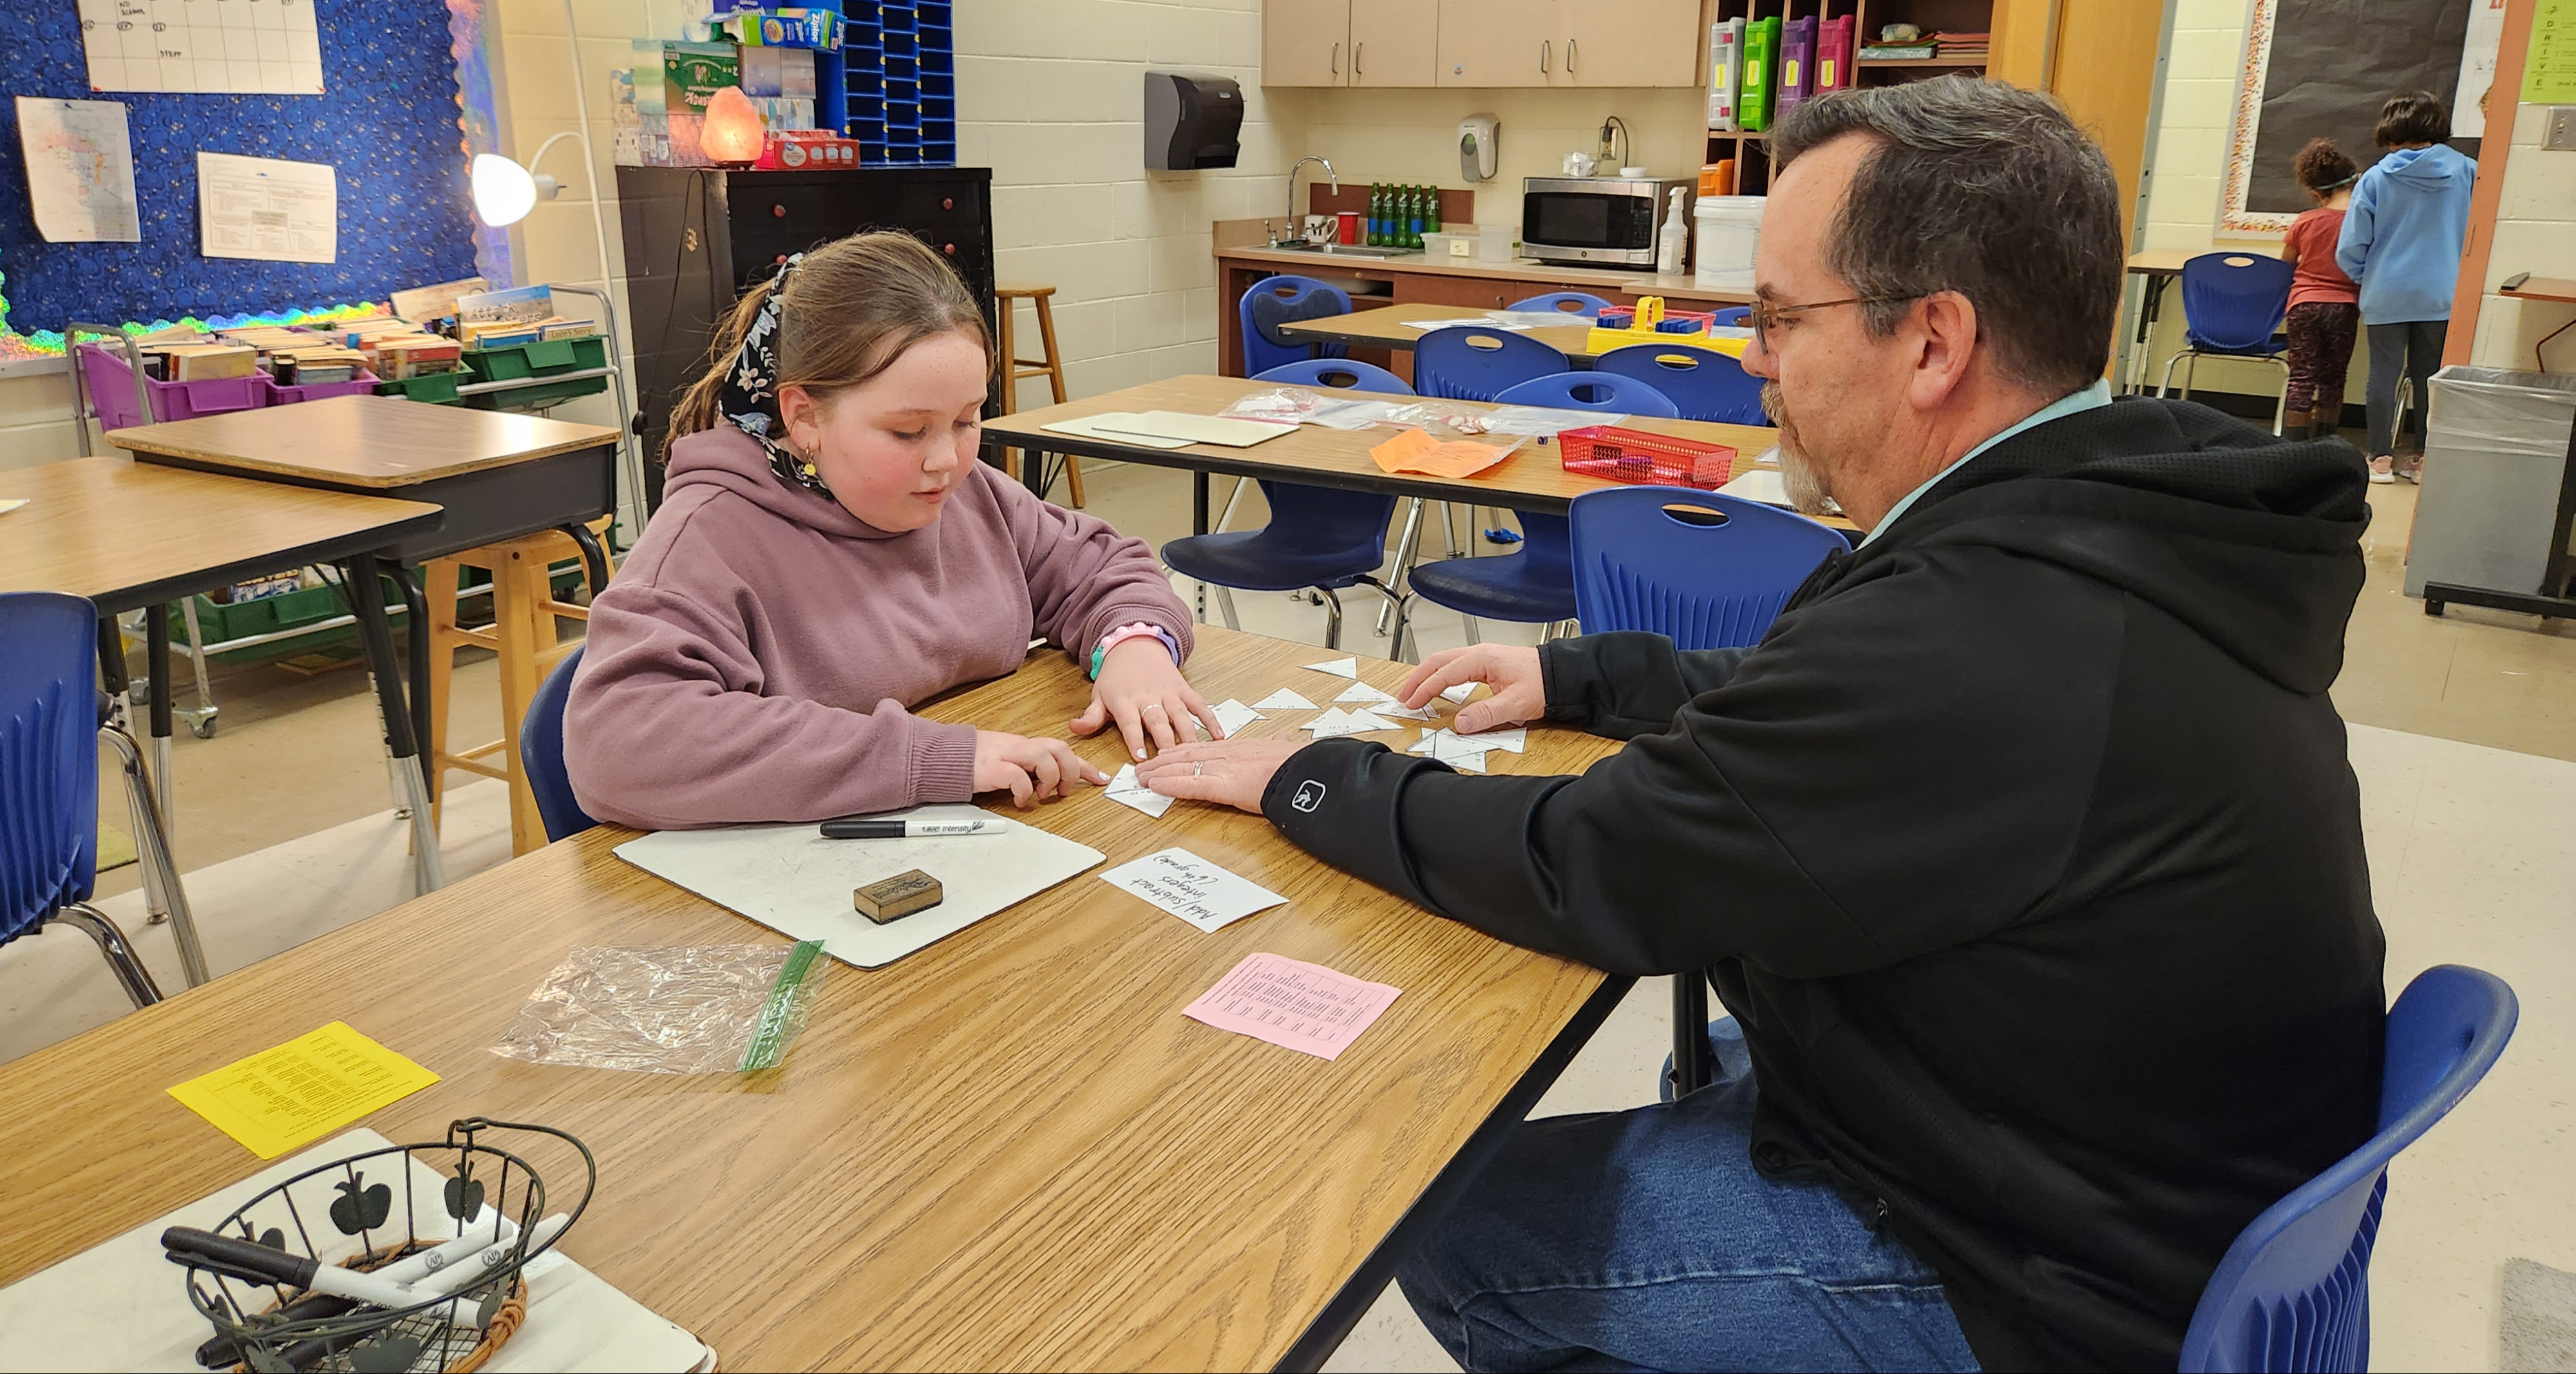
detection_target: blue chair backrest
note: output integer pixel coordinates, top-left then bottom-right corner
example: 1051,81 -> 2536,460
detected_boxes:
1710,305 -> 1752,326
2180,252 -> 2295,354
1251,481 -> 1402,564
1254,359 -> 1416,396
1508,291 -> 1615,319
1239,275 -> 1352,376
1569,488 -> 1848,649
1496,372 -> 1680,418
2178,964 -> 2518,1373
0,591 -> 100,942
1415,327 -> 1568,402
519,645 -> 598,844
1593,344 -> 1767,425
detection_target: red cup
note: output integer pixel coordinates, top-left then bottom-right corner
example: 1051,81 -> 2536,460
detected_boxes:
1337,211 -> 1363,245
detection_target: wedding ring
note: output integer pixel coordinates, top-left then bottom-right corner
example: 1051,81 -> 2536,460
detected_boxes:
1144,703 -> 1167,714
1194,763 -> 1204,777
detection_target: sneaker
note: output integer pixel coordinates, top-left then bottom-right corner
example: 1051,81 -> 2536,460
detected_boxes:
2397,456 -> 2423,484
2368,455 -> 2396,484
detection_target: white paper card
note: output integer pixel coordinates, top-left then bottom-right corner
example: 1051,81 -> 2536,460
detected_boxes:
1307,397 -> 1404,430
1484,405 -> 1622,437
198,152 -> 336,263
15,98 -> 140,243
1253,688 -> 1316,711
1104,764 -> 1175,818
616,806 -> 1104,969
1101,848 -> 1288,933
1041,412 -> 1194,450
1209,698 -> 1265,736
1341,708 -> 1400,732
1379,702 -> 1443,721
1456,726 -> 1526,752
1412,729 -> 1499,771
1441,683 -> 1480,704
1334,682 -> 1398,705
1302,656 -> 1361,679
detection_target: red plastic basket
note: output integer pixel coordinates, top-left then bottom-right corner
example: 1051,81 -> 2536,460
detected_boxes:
1559,425 -> 1737,491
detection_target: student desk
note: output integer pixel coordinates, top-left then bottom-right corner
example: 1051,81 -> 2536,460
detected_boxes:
0,625 -> 1629,1372
0,455 -> 447,948
1274,301 -> 1604,361
104,397 -> 625,776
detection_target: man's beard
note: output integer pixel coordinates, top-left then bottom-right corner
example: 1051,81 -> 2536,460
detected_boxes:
1761,381 -> 1837,517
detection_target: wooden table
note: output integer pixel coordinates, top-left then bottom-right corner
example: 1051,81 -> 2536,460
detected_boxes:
0,626 -> 1629,1372
0,455 -> 446,947
106,396 -> 625,794
1276,301 -> 1603,359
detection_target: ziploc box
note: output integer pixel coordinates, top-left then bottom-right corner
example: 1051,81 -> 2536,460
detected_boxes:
714,8 -> 844,50
739,46 -> 817,99
632,40 -> 741,115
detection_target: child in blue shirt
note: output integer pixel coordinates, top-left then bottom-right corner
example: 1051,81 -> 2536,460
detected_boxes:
2335,90 -> 2476,482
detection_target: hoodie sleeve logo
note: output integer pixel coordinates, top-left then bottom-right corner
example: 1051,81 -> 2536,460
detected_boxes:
1291,780 -> 1327,813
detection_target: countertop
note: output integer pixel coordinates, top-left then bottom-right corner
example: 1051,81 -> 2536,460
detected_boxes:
1214,223 -> 1752,304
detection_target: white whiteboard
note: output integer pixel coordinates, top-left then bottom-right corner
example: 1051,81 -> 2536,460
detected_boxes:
76,0 -> 327,95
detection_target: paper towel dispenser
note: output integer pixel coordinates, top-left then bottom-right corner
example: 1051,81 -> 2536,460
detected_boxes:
1144,72 -> 1242,171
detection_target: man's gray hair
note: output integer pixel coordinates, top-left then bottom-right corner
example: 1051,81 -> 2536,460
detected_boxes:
1769,77 -> 2125,396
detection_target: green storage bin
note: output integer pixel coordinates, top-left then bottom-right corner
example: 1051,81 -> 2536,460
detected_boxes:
462,336 -> 609,412
166,581 -> 404,665
374,369 -> 466,405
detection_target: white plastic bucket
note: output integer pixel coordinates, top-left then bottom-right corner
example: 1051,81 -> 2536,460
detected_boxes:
1694,195 -> 1764,289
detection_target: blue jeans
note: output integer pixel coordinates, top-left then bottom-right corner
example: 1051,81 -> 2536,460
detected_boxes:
1396,1025 -> 1980,1373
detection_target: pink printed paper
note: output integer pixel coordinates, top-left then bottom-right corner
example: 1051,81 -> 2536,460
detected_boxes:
1183,953 -> 1402,1062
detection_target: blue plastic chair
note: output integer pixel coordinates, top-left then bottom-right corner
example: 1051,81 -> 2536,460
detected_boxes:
518,646 -> 598,844
1162,484 -> 1400,649
2179,964 -> 2518,1373
1253,358 -> 1414,396
2160,252 -> 2297,434
1593,343 -> 1768,425
1238,275 -> 1352,377
1508,291 -> 1615,319
0,591 -> 165,1008
1710,305 -> 1752,326
1414,326 -> 1568,402
1493,371 -> 1681,419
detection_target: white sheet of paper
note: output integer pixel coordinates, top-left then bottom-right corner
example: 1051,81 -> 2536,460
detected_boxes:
1717,466 -> 1792,508
1209,698 -> 1265,736
1101,848 -> 1288,933
615,806 -> 1103,969
77,0 -> 325,94
1302,656 -> 1361,679
1089,411 -> 1298,448
1484,405 -> 1621,437
1253,688 -> 1316,711
1334,682 -> 1398,705
1041,412 -> 1193,449
14,98 -> 140,243
1441,683 -> 1480,705
1104,763 -> 1175,818
1307,397 -> 1404,430
1406,316 -> 1534,332
198,152 -> 336,263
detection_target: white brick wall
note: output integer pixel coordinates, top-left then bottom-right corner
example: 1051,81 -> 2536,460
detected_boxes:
2468,99 -> 2576,372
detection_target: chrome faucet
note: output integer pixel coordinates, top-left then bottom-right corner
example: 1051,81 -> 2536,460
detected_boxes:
1277,156 -> 1338,247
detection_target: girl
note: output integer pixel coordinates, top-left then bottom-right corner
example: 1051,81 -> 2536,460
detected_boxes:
2335,90 -> 2476,484
565,231 -> 1217,828
2277,138 -> 2360,444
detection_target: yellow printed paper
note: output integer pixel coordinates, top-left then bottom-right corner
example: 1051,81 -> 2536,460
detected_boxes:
167,1022 -> 439,1159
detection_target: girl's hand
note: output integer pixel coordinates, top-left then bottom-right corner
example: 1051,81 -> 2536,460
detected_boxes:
1072,637 -> 1224,761
973,730 -> 1108,807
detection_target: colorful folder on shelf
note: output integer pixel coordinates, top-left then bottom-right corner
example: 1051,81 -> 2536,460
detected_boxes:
1708,17 -> 1746,132
1816,15 -> 1855,95
1778,15 -> 1817,118
1739,15 -> 1780,133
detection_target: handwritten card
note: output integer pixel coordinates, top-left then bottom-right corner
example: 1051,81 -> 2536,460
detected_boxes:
1103,763 -> 1175,818
167,1022 -> 439,1159
1183,953 -> 1402,1061
1101,848 -> 1287,933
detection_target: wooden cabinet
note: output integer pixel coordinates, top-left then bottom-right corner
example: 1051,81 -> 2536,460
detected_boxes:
1435,0 -> 1563,88
1350,0 -> 1441,88
1562,0 -> 1703,88
1264,0 -> 1351,86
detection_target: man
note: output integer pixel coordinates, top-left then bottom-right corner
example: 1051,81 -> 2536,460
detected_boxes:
1142,78 -> 2385,1373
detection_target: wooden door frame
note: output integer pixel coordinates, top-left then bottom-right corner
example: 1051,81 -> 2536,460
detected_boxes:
2445,0 -> 2539,367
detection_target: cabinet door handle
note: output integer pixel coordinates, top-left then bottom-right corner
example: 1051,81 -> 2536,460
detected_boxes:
1355,42 -> 1364,76
1567,38 -> 1578,72
1540,39 -> 1551,73
943,243 -> 958,256
942,196 -> 954,211
1331,41 -> 1340,75
772,203 -> 787,218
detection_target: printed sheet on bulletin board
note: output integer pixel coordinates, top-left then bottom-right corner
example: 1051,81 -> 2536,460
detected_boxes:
0,0 -> 483,336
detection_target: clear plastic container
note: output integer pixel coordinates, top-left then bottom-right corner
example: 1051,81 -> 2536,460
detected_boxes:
1694,195 -> 1765,289
1423,230 -> 1477,261
1477,222 -> 1517,263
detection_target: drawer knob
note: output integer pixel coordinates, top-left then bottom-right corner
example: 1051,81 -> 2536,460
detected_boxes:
942,196 -> 955,211
774,254 -> 788,265
772,203 -> 787,218
943,243 -> 957,256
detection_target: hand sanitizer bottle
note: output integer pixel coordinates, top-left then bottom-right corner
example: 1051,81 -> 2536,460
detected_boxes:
1656,187 -> 1689,276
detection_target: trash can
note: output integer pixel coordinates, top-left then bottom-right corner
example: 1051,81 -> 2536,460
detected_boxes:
2403,367 -> 2576,600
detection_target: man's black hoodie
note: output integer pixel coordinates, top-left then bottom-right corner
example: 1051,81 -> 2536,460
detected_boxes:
1261,397 -> 2389,1371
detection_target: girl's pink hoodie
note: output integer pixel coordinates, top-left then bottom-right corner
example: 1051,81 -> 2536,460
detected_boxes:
564,425 -> 1191,828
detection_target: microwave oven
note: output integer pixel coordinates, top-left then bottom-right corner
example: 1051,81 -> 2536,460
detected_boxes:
1520,176 -> 1694,268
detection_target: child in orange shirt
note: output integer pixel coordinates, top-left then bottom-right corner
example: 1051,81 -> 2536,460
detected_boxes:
2277,138 -> 2361,445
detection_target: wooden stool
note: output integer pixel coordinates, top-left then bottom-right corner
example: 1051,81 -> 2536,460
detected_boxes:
422,517 -> 611,855
994,282 -> 1083,507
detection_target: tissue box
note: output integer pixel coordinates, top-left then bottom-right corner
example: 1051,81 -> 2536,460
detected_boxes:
710,8 -> 844,50
631,40 -> 739,115
739,45 -> 817,98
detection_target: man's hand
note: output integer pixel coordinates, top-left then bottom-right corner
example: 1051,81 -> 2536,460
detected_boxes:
1071,636 -> 1224,761
1397,644 -> 1547,734
973,730 -> 1109,807
1135,738 -> 1309,814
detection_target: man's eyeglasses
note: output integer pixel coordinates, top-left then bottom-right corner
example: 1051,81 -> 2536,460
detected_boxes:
1745,294 -> 1924,350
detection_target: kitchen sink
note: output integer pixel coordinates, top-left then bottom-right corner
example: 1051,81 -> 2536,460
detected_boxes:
1265,242 -> 1421,260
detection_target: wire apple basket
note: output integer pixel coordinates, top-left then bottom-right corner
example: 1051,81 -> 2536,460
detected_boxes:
162,1118 -> 595,1374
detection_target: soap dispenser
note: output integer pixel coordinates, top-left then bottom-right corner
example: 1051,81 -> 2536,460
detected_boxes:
1457,113 -> 1499,182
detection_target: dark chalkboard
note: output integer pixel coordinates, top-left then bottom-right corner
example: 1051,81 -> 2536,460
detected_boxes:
2242,0 -> 2478,219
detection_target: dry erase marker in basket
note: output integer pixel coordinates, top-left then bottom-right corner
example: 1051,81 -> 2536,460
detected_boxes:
819,815 -> 1010,839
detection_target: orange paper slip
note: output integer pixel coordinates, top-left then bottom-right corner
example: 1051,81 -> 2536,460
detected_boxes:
1367,427 -> 1523,479
1183,952 -> 1401,1062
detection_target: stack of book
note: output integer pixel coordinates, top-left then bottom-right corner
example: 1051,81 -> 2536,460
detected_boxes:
458,316 -> 600,350
1858,41 -> 1936,59
140,343 -> 258,382
1933,30 -> 1990,59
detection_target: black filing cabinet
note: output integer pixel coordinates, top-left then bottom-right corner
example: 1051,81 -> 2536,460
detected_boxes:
616,165 -> 996,508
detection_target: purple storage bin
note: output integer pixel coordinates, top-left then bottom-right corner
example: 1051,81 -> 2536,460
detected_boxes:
262,370 -> 382,406
78,343 -> 268,430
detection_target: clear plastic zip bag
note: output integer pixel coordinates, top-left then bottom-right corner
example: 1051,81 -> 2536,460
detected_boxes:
491,942 -> 826,1074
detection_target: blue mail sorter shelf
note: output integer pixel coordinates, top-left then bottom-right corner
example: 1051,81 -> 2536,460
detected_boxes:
839,1 -> 954,165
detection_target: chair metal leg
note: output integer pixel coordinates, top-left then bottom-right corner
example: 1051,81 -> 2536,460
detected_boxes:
1390,596 -> 1415,664
2270,358 -> 2291,435
2157,348 -> 2186,400
102,723 -> 207,986
1214,477 -> 1249,535
1439,502 -> 1460,557
1320,586 -> 1345,650
1214,586 -> 1240,631
2180,354 -> 2198,403
51,902 -> 163,1009
174,598 -> 218,738
1461,614 -> 1481,644
1376,499 -> 1426,636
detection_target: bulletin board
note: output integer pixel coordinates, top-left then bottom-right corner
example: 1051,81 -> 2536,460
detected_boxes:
0,0 -> 500,342
2219,0 -> 2490,235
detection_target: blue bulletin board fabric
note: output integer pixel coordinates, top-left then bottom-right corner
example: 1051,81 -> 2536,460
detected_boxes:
0,0 -> 483,336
